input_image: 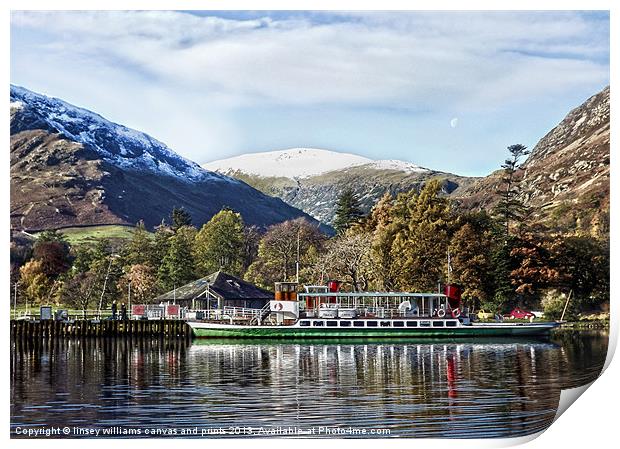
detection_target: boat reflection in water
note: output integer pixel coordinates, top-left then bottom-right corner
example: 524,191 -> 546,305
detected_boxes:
11,332 -> 608,438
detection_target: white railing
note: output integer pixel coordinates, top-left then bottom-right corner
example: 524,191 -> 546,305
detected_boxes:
250,303 -> 272,325
189,307 -> 263,321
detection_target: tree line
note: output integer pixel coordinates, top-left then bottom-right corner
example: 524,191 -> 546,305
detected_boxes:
10,145 -> 609,319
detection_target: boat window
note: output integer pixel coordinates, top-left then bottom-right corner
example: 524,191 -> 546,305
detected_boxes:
420,321 -> 431,327
353,321 -> 365,327
446,321 -> 457,327
393,321 -> 404,327
366,321 -> 378,327
432,321 -> 444,327
339,321 -> 351,327
380,321 -> 391,327
299,321 -> 310,327
326,321 -> 338,327
406,321 -> 417,327
312,321 -> 324,327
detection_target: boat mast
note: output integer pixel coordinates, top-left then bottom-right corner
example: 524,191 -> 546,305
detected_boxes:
447,248 -> 452,285
296,226 -> 300,283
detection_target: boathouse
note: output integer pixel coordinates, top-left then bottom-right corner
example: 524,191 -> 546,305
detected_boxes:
152,271 -> 273,310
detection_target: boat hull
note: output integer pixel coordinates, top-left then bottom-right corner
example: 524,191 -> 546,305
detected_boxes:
189,322 -> 559,339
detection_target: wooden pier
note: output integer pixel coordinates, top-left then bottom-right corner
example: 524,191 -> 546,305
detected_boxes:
10,319 -> 192,341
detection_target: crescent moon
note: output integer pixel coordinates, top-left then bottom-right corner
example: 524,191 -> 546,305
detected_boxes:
450,118 -> 458,128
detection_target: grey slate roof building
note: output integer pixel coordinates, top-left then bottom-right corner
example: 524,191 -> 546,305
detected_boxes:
153,271 -> 273,309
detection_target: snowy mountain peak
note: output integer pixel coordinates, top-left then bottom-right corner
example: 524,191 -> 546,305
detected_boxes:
204,148 -> 429,179
10,85 -> 228,184
204,148 -> 373,179
365,159 -> 429,173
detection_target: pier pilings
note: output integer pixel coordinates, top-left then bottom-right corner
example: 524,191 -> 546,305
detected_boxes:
10,319 -> 192,341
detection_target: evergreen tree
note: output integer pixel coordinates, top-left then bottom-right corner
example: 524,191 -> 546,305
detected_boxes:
126,220 -> 154,267
488,234 -> 515,311
152,222 -> 174,268
71,245 -> 95,273
551,235 -> 609,309
368,193 -> 399,290
194,209 -> 245,276
487,144 -> 530,311
494,144 -> 530,237
171,207 -> 193,230
389,180 -> 453,292
333,188 -> 364,234
158,226 -> 197,291
36,229 -> 68,244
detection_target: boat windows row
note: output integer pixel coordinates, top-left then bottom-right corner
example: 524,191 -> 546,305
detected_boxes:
298,319 -> 458,328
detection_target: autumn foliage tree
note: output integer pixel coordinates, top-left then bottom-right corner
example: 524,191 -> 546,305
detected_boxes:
448,217 -> 495,309
314,231 -> 373,292
117,264 -> 159,304
32,230 -> 70,278
509,234 -> 560,307
245,218 -> 325,289
19,260 -> 53,306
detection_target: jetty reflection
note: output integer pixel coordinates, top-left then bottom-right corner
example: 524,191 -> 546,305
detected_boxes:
189,339 -> 559,398
11,332 -> 608,438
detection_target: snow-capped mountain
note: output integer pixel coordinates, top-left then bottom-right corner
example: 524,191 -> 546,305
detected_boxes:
11,85 -> 221,183
204,148 -> 429,179
10,85 -> 323,231
366,159 -> 429,173
204,148 -> 373,179
205,148 -> 472,225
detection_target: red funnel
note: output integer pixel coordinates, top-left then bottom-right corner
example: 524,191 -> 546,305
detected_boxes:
327,280 -> 340,293
444,284 -> 462,309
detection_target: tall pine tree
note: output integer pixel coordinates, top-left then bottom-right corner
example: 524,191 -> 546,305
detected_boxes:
494,144 -> 530,237
333,187 -> 364,234
171,207 -> 193,230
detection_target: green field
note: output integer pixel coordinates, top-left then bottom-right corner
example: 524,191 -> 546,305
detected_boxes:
39,225 -> 138,245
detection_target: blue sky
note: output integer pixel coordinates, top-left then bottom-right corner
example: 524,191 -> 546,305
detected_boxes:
10,11 -> 609,177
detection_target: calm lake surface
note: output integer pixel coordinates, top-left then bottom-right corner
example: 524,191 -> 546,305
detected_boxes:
10,330 -> 608,438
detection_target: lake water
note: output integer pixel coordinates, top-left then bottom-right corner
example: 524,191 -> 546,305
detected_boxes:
10,330 -> 608,438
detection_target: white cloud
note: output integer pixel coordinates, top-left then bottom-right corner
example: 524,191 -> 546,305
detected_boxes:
9,11 -> 609,169
11,11 -> 609,111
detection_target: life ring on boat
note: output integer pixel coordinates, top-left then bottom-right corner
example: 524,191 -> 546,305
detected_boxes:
451,308 -> 461,318
437,308 -> 446,318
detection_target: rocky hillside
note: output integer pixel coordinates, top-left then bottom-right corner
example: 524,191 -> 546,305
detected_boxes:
10,86 -> 323,232
459,86 -> 610,235
205,149 -> 477,225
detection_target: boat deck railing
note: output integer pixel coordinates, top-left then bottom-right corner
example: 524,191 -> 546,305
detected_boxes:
190,307 -> 262,321
302,307 -> 441,319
